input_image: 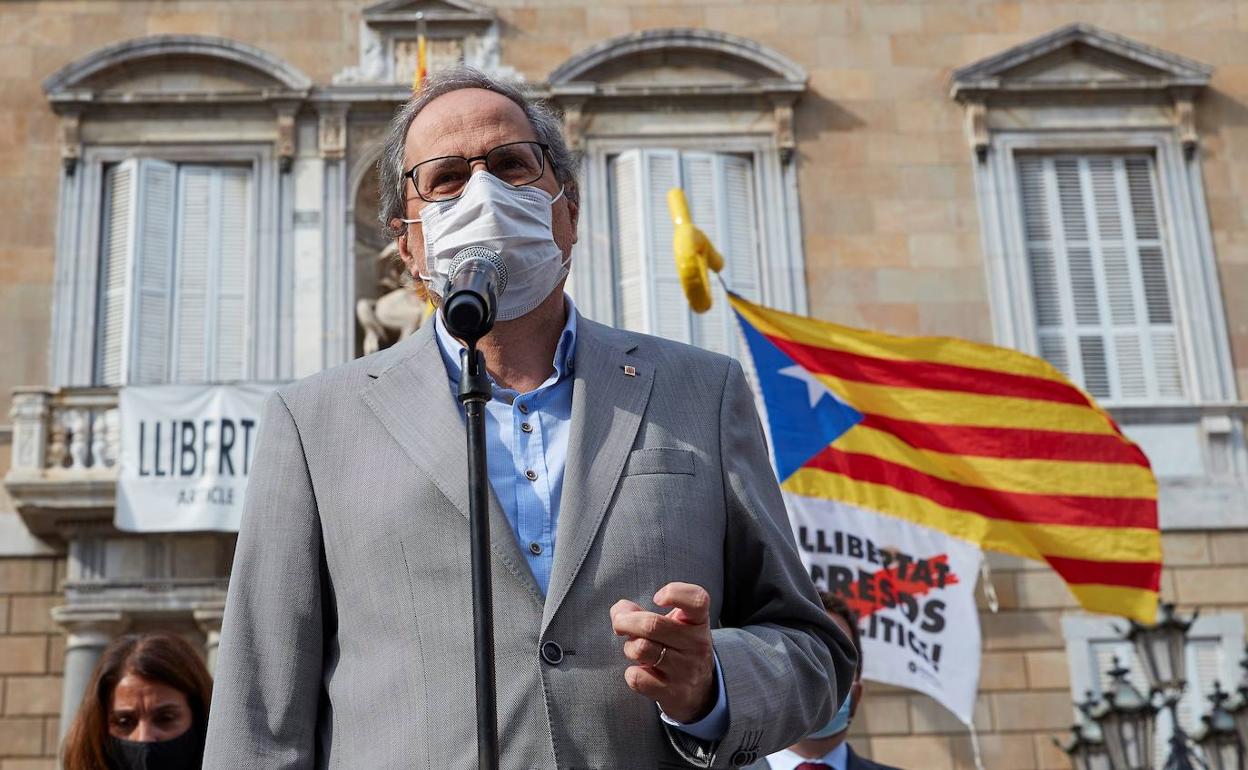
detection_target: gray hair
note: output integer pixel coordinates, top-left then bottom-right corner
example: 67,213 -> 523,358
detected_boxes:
377,65 -> 580,239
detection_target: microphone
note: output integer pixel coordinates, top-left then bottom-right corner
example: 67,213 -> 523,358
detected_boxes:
442,246 -> 508,343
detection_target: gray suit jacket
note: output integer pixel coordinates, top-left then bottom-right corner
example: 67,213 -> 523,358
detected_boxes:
203,314 -> 855,769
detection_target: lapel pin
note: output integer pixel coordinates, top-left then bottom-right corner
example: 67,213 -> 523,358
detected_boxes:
622,365 -> 637,377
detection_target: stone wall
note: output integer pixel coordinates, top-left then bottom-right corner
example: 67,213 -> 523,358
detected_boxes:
1,534 -> 1245,767
0,557 -> 64,770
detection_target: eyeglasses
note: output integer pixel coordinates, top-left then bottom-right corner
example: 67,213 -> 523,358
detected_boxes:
403,140 -> 550,203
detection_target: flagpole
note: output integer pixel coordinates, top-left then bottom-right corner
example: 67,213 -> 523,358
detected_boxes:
412,11 -> 428,93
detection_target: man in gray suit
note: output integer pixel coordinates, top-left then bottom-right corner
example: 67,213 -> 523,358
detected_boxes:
203,66 -> 855,769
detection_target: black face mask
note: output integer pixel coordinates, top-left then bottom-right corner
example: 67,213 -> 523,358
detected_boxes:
105,726 -> 203,770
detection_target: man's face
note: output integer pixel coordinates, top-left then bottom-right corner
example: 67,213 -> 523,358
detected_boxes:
392,88 -> 579,289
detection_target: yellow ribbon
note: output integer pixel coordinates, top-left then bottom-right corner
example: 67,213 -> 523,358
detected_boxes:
667,188 -> 724,313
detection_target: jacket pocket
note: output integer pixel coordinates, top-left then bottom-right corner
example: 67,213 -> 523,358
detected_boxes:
622,447 -> 695,476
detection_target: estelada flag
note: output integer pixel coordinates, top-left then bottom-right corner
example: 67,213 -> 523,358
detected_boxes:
729,292 -> 1161,624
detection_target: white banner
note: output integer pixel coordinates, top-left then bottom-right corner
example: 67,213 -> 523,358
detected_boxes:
784,493 -> 983,725
116,383 -> 277,532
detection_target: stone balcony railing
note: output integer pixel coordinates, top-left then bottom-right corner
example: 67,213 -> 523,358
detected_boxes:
6,386 -> 120,539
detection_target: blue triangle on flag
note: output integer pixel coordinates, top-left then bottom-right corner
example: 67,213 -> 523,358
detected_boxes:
734,310 -> 863,482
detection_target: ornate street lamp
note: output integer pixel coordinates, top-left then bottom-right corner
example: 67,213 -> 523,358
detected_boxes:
1056,692 -> 1114,770
1127,603 -> 1198,695
1194,682 -> 1243,770
1124,603 -> 1205,770
1057,722 -> 1113,770
1231,650 -> 1248,763
1093,657 -> 1160,770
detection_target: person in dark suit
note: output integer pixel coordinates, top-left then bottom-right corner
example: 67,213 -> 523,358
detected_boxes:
756,592 -> 906,770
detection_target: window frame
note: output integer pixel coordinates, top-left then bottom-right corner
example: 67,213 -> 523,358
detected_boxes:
975,130 -> 1235,405
574,135 -> 807,330
53,143 -> 281,386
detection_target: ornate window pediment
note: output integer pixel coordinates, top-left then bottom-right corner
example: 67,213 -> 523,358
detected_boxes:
548,27 -> 805,98
951,24 -> 1212,159
334,0 -> 504,86
546,28 -> 806,159
43,35 -> 312,172
43,34 -> 311,105
951,23 -> 1210,98
362,0 -> 493,27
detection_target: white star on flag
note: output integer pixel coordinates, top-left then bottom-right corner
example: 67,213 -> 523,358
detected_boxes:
778,364 -> 835,409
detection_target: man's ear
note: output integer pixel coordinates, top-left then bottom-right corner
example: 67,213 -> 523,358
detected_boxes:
392,219 -> 419,277
566,195 -> 580,245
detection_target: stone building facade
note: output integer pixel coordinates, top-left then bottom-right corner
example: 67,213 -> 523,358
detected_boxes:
1,1 -> 1246,768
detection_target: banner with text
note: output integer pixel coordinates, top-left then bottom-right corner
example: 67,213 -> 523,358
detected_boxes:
786,493 -> 983,724
117,383 -> 277,532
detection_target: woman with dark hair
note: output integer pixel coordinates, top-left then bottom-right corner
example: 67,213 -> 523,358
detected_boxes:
61,633 -> 213,770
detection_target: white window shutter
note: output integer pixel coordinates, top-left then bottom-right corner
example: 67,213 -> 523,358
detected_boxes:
1018,154 -> 1185,403
96,160 -> 137,385
714,153 -> 761,356
681,151 -> 726,353
213,168 -> 252,381
610,150 -> 645,334
172,166 -> 214,383
172,165 -> 253,383
130,160 -> 177,385
640,149 -> 689,344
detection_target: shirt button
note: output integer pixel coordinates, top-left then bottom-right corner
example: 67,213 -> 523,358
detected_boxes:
525,469 -> 538,481
528,542 -> 543,555
521,422 -> 533,433
518,403 -> 529,414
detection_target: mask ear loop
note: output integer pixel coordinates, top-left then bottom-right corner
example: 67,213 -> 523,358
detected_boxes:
395,212 -> 430,281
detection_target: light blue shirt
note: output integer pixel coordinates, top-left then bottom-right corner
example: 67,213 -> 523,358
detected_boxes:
432,295 -> 728,741
766,742 -> 849,770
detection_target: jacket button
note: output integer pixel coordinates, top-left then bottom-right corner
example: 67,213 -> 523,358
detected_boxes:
540,640 -> 564,666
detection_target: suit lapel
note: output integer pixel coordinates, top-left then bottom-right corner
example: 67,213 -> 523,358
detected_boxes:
542,317 -> 653,632
359,321 -> 543,607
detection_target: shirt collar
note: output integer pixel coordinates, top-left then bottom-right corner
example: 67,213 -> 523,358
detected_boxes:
768,742 -> 849,770
433,293 -> 578,391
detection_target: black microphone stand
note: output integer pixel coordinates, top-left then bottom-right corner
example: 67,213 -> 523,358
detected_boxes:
458,342 -> 499,770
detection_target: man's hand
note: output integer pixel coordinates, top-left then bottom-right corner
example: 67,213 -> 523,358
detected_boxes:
610,582 -> 716,723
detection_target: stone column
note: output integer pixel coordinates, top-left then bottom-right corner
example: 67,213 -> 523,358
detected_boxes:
192,601 -> 226,675
52,607 -> 128,741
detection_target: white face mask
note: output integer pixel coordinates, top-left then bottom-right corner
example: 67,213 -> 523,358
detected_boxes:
404,171 -> 569,322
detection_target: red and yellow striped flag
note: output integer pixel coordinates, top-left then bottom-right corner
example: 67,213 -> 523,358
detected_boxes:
729,292 -> 1161,623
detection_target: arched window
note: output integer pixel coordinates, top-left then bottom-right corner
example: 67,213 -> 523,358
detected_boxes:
43,35 -> 312,385
547,29 -> 808,358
